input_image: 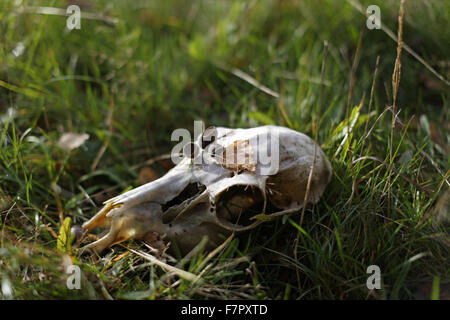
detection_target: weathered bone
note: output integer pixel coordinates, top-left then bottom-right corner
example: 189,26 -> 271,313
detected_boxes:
79,126 -> 332,253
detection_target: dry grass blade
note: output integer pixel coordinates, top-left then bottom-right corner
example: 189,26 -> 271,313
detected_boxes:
300,41 -> 329,228
294,41 -> 328,289
15,6 -> 119,25
1,202 -> 15,248
129,154 -> 173,171
360,56 -> 380,154
129,248 -> 203,284
230,68 -> 280,98
344,30 -> 363,207
91,97 -> 114,172
194,233 -> 235,273
214,62 -> 280,98
388,0 -> 406,210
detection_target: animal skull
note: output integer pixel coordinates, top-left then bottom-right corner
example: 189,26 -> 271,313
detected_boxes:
79,125 -> 332,253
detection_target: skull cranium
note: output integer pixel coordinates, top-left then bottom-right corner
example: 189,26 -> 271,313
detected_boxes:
79,125 -> 332,253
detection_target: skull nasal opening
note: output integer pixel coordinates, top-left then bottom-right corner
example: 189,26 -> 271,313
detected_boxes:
161,182 -> 206,224
216,185 -> 264,227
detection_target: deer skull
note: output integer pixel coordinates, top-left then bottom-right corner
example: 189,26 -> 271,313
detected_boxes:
79,126 -> 332,253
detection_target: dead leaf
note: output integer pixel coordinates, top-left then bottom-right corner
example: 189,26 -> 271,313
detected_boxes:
221,140 -> 256,172
57,132 -> 89,152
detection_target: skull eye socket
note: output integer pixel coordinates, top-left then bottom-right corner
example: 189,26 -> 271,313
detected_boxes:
216,185 -> 264,227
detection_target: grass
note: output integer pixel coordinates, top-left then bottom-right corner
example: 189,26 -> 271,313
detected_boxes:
0,0 -> 449,299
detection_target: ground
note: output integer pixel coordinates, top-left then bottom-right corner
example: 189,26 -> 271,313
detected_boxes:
0,0 -> 449,299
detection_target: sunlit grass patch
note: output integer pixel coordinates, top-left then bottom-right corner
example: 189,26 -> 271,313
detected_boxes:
0,0 -> 448,299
